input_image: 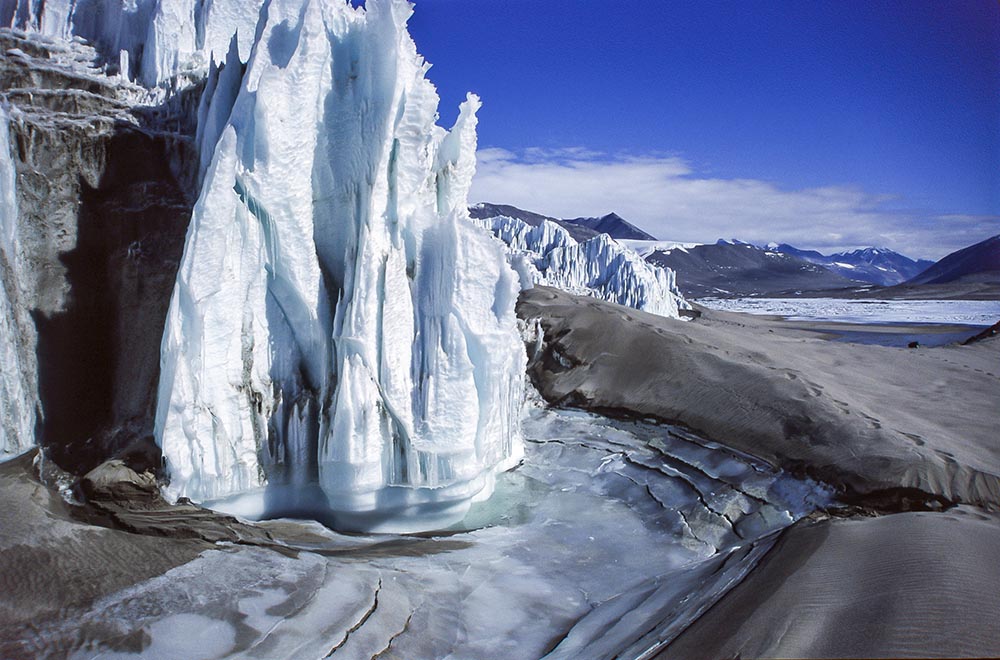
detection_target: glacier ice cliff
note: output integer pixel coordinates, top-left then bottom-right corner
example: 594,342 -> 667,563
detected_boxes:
478,213 -> 688,318
156,0 -> 526,531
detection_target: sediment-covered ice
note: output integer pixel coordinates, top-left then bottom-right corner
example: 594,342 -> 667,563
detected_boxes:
156,0 -> 525,531
479,214 -> 688,317
0,107 -> 36,459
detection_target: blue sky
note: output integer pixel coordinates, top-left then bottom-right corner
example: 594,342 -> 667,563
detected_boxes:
407,0 -> 999,259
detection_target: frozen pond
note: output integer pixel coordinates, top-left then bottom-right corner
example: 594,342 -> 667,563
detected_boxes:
30,404 -> 829,660
699,297 -> 1000,326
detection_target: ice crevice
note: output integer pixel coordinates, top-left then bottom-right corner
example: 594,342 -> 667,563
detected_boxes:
370,611 -> 414,660
325,577 -> 383,658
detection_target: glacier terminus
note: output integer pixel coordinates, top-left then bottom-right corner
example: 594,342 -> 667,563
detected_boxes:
153,0 -> 527,532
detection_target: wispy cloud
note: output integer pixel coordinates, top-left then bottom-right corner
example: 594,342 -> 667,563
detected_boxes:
470,148 -> 999,259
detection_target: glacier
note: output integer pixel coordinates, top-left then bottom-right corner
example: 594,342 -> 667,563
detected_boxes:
0,0 -> 263,85
0,106 -> 37,459
478,213 -> 688,318
155,0 -> 526,532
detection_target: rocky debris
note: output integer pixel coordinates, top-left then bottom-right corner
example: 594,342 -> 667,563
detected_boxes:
962,320 -> 1000,345
73,457 -> 279,547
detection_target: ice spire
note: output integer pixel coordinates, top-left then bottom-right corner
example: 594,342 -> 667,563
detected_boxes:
156,0 -> 525,532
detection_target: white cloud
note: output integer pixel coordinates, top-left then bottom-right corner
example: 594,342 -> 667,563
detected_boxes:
470,148 -> 999,259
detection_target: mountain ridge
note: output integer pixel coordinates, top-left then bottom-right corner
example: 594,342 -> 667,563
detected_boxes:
470,203 -> 656,242
905,235 -> 1000,286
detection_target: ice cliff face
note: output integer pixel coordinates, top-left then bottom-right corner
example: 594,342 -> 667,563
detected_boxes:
156,0 -> 525,531
479,214 -> 688,318
0,0 -> 263,86
0,107 -> 36,459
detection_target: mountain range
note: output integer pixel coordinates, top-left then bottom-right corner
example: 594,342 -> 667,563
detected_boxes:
775,244 -> 934,286
645,240 -> 860,298
905,234 -> 1000,286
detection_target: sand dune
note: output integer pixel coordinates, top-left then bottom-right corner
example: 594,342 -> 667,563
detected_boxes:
662,507 -> 1000,659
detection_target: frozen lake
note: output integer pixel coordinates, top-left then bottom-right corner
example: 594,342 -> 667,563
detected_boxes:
700,297 -> 1000,326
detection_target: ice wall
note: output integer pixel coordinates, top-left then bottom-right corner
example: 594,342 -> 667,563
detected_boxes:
156,0 -> 525,532
0,0 -> 263,85
139,0 -> 264,86
0,107 -> 37,459
480,214 -> 687,318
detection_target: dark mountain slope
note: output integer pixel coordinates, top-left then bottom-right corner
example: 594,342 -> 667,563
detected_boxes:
906,235 -> 1000,285
563,212 -> 657,240
648,241 -> 862,298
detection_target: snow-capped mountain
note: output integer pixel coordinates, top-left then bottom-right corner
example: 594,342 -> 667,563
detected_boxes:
476,214 -> 687,318
905,235 -> 1000,285
646,240 -> 861,298
776,244 -> 933,286
470,202 -> 598,242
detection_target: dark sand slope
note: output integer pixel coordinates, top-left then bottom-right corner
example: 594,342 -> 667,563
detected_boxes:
518,286 -> 1000,658
662,507 -> 1000,659
518,287 -> 1000,509
0,453 -> 204,657
0,453 -> 287,658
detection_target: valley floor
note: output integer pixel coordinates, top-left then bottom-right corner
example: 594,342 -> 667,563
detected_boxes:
520,286 -> 1000,658
3,286 -> 999,659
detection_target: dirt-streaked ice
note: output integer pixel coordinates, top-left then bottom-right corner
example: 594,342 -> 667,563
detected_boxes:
0,107 -> 36,460
155,0 -> 525,531
26,403 -> 827,659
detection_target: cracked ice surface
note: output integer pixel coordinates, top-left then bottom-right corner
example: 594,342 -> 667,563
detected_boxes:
37,404 -> 829,659
479,214 -> 689,318
156,0 -> 525,532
